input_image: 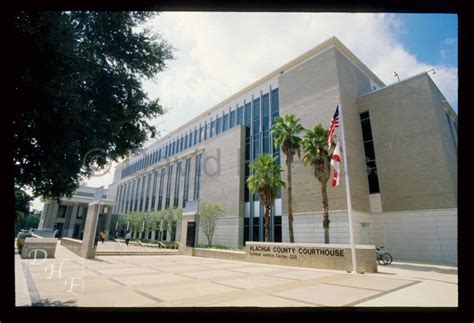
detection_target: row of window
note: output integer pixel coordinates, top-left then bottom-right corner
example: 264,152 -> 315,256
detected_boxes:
114,153 -> 202,214
121,92 -> 277,179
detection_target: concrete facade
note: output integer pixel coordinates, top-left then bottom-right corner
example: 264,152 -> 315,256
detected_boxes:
104,37 -> 456,264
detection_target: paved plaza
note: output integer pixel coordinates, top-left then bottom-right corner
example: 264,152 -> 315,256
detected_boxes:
15,242 -> 457,307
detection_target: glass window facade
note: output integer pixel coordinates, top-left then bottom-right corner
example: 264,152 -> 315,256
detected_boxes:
360,111 -> 380,194
116,87 -> 280,243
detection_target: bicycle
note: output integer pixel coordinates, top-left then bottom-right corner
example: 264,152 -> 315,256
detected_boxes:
376,246 -> 393,265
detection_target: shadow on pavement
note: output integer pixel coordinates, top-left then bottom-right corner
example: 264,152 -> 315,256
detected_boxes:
388,263 -> 457,275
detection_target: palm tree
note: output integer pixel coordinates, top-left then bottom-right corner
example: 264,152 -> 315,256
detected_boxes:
271,114 -> 304,243
301,123 -> 334,244
246,154 -> 286,242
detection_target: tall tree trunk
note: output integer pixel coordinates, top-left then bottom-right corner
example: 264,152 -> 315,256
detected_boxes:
264,205 -> 271,242
286,156 -> 295,243
321,182 -> 330,244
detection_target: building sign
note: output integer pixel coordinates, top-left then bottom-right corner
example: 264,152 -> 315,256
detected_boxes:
245,242 -> 377,273
249,245 -> 345,258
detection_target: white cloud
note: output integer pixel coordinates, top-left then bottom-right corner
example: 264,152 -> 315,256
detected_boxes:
66,12 -> 457,203
443,37 -> 456,45
145,12 -> 457,124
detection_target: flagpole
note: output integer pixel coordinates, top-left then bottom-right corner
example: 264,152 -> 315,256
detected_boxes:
336,96 -> 358,274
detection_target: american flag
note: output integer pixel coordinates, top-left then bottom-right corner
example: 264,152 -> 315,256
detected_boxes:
330,140 -> 341,187
327,105 -> 340,147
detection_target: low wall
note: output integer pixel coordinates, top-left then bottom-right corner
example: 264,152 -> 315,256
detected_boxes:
193,248 -> 246,262
61,238 -> 83,257
21,238 -> 57,259
245,242 -> 377,273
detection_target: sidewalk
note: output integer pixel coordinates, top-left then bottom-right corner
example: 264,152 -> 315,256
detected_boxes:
15,242 -> 457,307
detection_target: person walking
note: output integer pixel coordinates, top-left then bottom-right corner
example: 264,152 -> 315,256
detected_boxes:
100,231 -> 106,244
125,231 -> 131,246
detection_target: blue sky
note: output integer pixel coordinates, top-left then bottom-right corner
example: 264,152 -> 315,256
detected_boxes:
395,14 -> 457,68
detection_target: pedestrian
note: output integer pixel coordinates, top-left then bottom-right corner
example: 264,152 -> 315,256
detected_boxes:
125,231 -> 131,246
100,231 -> 106,244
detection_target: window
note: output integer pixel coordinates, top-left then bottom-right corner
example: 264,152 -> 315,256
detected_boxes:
244,162 -> 250,202
56,205 -> 67,218
223,112 -> 229,132
262,93 -> 270,131
76,206 -> 83,219
151,171 -> 158,211
210,119 -> 216,138
360,111 -> 380,194
129,180 -> 136,212
193,153 -> 202,200
204,122 -> 208,140
216,116 -> 221,135
134,177 -> 142,211
271,88 -> 279,125
157,168 -> 165,211
145,173 -> 152,211
124,182 -> 130,212
199,125 -> 203,143
230,110 -> 236,128
189,131 -> 193,148
237,106 -> 243,125
184,133 -> 188,149
139,176 -> 146,211
194,128 -> 198,145
183,157 -> 191,207
173,162 -> 181,208
165,165 -> 174,209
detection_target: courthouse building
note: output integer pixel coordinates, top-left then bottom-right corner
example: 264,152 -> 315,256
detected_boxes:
50,36 -> 457,264
38,186 -> 115,239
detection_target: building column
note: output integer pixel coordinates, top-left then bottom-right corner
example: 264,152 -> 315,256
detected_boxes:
104,207 -> 113,239
80,203 -> 100,259
46,204 -> 59,230
66,204 -> 78,238
38,203 -> 49,229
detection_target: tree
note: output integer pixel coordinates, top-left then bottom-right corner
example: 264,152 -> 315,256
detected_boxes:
271,114 -> 304,243
163,208 -> 182,241
301,124 -> 334,244
246,154 -> 286,242
15,210 -> 41,235
14,11 -> 174,200
199,202 -> 224,247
